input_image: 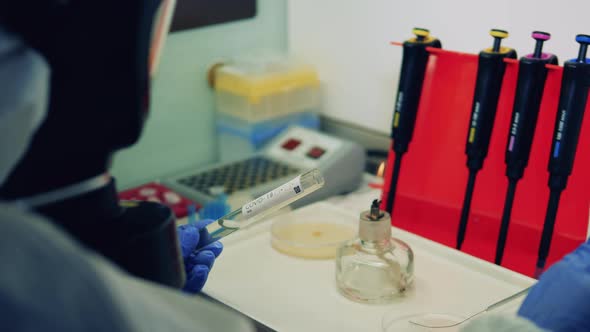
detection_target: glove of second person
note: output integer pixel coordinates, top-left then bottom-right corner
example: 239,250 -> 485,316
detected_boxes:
518,239 -> 590,332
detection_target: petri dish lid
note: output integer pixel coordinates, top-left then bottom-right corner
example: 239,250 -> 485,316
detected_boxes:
382,312 -> 467,332
215,54 -> 319,103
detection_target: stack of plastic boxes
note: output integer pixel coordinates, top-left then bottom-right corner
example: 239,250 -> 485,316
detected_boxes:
214,55 -> 321,162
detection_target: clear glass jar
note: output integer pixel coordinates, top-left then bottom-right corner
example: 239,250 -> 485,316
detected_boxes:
335,200 -> 414,304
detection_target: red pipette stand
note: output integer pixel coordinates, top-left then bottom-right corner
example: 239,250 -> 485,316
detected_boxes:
381,44 -> 590,278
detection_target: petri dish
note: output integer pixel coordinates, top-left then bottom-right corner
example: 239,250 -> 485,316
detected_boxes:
271,215 -> 356,259
382,313 -> 466,332
381,287 -> 528,331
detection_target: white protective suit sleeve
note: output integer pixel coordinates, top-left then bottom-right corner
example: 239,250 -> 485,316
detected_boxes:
0,202 -> 254,332
460,313 -> 546,332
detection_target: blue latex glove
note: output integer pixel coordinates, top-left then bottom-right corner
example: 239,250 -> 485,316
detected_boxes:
518,239 -> 590,331
177,219 -> 223,293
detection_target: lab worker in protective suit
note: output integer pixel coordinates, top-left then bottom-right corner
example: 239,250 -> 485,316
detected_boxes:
0,0 -> 224,291
0,0 -> 253,329
0,22 -> 254,332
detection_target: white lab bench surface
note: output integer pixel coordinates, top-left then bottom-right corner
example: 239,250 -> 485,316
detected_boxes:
202,183 -> 536,332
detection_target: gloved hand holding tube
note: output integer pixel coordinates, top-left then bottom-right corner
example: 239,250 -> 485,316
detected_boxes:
176,168 -> 325,292
177,220 -> 223,293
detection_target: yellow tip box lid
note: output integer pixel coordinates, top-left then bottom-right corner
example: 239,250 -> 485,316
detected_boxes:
214,57 -> 320,104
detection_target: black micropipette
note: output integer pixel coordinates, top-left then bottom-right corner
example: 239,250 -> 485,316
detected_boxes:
386,28 -> 441,215
535,34 -> 590,277
457,29 -> 517,250
495,31 -> 558,265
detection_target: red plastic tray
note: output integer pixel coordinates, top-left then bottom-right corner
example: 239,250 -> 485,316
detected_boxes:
381,46 -> 590,278
118,182 -> 199,218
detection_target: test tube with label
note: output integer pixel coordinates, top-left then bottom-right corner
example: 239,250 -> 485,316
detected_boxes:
198,169 -> 325,248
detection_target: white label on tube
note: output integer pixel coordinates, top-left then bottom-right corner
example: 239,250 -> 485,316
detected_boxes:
242,176 -> 303,218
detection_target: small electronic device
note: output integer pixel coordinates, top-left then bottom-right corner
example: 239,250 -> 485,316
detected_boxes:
163,126 -> 365,209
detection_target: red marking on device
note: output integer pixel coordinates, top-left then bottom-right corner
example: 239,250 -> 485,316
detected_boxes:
307,147 -> 326,159
281,138 -> 302,151
381,45 -> 590,278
